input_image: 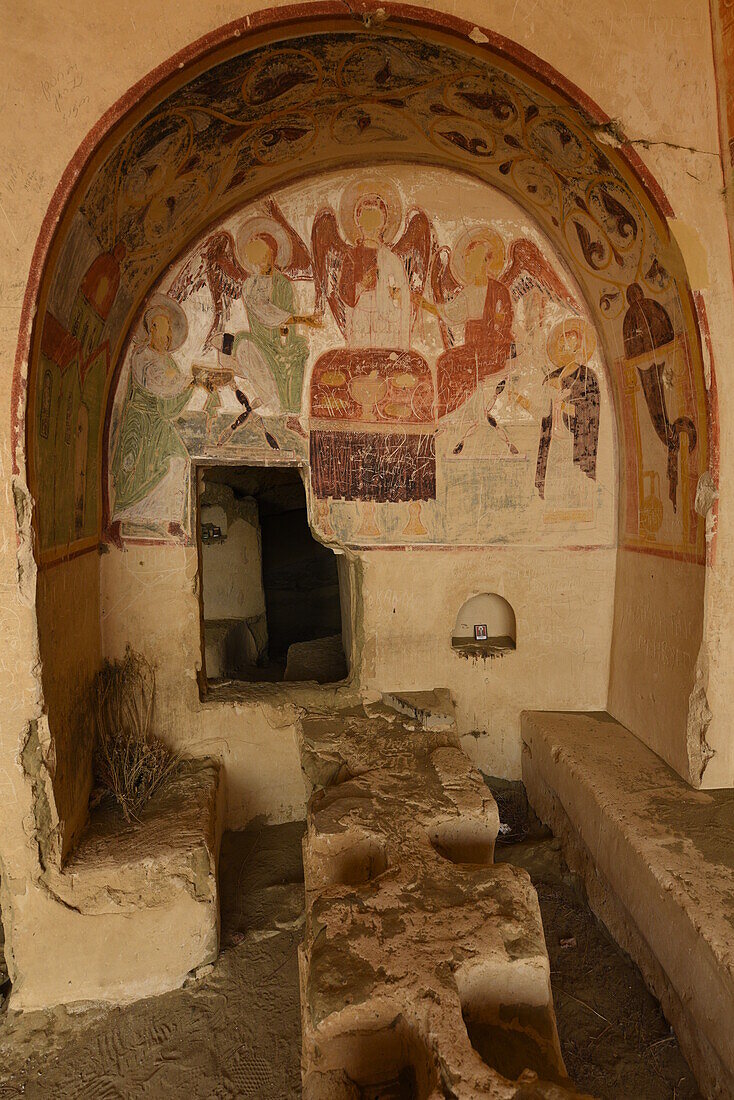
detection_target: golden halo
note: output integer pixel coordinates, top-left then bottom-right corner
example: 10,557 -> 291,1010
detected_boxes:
450,227 -> 506,284
236,216 -> 292,274
547,317 -> 597,371
142,293 -> 188,351
339,176 -> 403,244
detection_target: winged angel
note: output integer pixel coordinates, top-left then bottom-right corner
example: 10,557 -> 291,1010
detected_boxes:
310,177 -> 432,352
170,199 -> 316,419
425,227 -> 580,456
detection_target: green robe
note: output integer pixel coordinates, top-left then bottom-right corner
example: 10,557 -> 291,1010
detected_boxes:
111,370 -> 191,515
238,271 -> 309,413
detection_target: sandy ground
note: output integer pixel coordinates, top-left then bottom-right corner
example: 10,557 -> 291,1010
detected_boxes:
0,821 -> 305,1099
0,804 -> 702,1099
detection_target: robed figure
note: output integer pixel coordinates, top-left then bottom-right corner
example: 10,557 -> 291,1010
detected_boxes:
622,282 -> 696,511
431,231 -> 577,421
308,180 -> 435,531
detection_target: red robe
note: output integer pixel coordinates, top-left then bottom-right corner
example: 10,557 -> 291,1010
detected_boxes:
436,279 -> 514,420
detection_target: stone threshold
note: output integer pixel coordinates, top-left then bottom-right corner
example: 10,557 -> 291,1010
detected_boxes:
521,710 -> 734,1100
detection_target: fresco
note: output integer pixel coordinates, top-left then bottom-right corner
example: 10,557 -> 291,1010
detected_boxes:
105,167 -> 616,548
26,20 -> 711,563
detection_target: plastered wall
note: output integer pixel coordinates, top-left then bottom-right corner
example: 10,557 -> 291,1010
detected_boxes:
200,495 -> 266,623
100,544 -> 308,826
609,550 -> 707,783
360,547 -> 616,776
1,0 -> 733,1005
98,538 -> 615,810
35,552 -> 100,857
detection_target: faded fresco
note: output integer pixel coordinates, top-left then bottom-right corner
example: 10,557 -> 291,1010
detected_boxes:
27,23 -> 711,563
105,167 -> 615,548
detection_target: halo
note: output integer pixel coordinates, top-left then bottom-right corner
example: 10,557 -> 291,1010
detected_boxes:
339,176 -> 403,244
236,216 -> 292,274
142,293 -> 188,351
450,227 -> 506,284
546,317 -> 597,371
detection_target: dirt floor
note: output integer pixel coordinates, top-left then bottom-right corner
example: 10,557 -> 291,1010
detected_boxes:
0,821 -> 305,1099
491,781 -> 702,1100
0,802 -> 703,1100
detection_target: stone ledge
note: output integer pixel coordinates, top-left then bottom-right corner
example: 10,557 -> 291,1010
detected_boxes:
9,758 -> 225,1010
521,710 -> 734,1100
381,688 -> 456,730
52,759 -> 222,913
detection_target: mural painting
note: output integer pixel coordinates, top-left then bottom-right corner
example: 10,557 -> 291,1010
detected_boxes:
108,295 -> 192,542
25,23 -> 711,564
308,177 -> 434,538
105,167 -> 616,549
33,240 -> 125,553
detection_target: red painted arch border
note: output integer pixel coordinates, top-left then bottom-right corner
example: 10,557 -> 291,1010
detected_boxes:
12,0 -> 686,488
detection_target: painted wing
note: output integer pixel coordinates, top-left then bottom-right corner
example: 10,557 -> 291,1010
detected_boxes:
311,208 -> 351,337
392,208 -> 432,321
169,230 -> 247,347
500,237 -> 578,309
430,244 -> 463,350
262,197 -> 313,280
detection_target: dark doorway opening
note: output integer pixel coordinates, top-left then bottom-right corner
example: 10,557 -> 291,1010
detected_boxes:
198,465 -> 348,685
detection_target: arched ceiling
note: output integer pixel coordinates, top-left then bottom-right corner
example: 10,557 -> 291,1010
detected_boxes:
21,4 -> 713,565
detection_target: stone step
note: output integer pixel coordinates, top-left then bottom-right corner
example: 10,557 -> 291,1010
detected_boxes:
380,688 -> 456,730
10,759 -> 225,1009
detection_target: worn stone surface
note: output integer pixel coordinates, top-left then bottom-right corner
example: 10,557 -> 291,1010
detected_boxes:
521,711 -> 734,1099
285,635 -> 349,685
299,705 -> 590,1097
0,821 -> 305,1098
9,759 -> 225,1011
382,688 -> 457,730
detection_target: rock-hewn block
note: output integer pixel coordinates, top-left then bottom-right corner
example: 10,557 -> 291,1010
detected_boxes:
10,759 -> 225,1010
299,705 -> 588,1098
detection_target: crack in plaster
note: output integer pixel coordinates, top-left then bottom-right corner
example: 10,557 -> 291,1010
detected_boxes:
592,118 -> 718,157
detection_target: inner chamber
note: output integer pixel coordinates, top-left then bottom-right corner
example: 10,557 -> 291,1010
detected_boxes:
199,465 -> 348,685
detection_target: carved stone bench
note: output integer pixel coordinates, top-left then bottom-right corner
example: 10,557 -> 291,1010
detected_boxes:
11,758 -> 225,1009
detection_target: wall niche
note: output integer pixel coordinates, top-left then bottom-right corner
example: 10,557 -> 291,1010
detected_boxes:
452,594 -> 517,658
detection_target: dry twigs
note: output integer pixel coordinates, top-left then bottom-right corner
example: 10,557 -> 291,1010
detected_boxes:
92,647 -> 178,821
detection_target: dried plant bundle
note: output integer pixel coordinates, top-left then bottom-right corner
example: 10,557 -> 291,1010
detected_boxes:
92,647 -> 178,821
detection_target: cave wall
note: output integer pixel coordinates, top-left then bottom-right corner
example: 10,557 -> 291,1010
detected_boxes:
1,0 -> 732,1002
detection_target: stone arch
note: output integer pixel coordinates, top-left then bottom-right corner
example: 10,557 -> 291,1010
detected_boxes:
11,3 -> 717,857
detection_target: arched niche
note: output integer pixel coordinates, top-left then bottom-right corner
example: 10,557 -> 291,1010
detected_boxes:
452,594 -> 517,657
12,4 -> 716,857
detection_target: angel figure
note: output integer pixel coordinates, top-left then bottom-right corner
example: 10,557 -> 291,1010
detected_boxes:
311,177 -> 432,350
429,228 -> 577,421
170,199 -> 316,415
308,179 -> 435,538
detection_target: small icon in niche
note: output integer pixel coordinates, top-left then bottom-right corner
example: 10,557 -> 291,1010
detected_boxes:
201,522 -> 224,544
474,624 -> 488,642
